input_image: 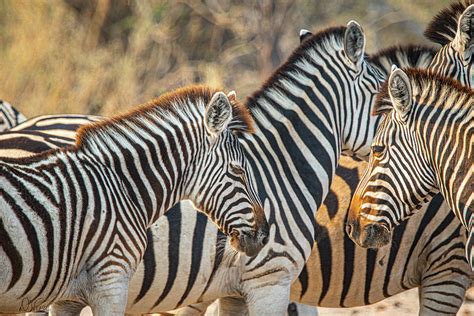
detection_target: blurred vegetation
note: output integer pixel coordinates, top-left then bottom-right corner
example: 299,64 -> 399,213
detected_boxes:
0,0 -> 452,117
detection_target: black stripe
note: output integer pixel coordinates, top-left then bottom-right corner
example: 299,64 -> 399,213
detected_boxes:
0,217 -> 23,290
199,230 -> 226,299
363,248 -> 378,305
152,208 -> 182,307
177,212 -> 208,306
134,229 -> 157,303
298,264 -> 309,299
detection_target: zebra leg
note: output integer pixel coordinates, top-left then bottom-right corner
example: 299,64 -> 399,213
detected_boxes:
167,301 -> 213,315
218,297 -> 249,315
88,279 -> 130,316
287,302 -> 318,316
49,301 -> 85,316
418,276 -> 469,315
246,285 -> 290,316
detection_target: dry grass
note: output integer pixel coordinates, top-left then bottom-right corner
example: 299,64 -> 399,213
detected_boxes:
0,0 -> 452,118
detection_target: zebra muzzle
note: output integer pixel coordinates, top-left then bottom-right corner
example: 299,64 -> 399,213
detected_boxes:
358,223 -> 391,248
346,216 -> 391,249
229,225 -> 269,257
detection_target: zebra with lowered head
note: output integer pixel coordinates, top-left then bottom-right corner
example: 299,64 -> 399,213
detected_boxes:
0,86 -> 269,314
347,67 -> 473,268
0,100 -> 26,132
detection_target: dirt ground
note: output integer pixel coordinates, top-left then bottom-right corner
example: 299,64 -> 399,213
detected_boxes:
317,288 -> 474,316
77,288 -> 474,315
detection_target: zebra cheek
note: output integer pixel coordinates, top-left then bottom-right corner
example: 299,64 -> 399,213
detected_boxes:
348,194 -> 363,223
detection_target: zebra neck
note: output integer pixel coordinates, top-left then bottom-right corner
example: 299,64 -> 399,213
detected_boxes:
429,43 -> 473,87
419,102 -> 473,225
243,80 -> 344,217
77,120 -> 197,227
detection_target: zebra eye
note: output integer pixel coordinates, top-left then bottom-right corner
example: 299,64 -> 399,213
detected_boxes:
372,145 -> 385,157
229,162 -> 244,175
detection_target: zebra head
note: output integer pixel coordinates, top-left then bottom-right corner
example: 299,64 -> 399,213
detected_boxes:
425,2 -> 474,87
187,91 -> 269,257
346,68 -> 439,248
339,21 -> 384,159
291,21 -> 384,160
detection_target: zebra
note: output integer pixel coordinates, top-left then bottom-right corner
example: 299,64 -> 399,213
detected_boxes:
0,86 -> 269,314
424,1 -> 473,87
346,67 -> 473,268
0,100 -> 26,132
1,21 -> 471,315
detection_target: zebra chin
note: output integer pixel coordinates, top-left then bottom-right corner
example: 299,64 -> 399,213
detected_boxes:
346,219 -> 392,249
229,225 -> 269,257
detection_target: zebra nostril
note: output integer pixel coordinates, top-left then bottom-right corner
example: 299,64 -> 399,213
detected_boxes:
345,223 -> 353,236
230,229 -> 240,239
362,224 -> 391,248
262,235 -> 269,245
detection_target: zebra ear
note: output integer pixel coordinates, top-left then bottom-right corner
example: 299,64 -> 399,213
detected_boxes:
299,29 -> 312,43
227,90 -> 237,102
454,4 -> 474,56
204,92 -> 233,135
388,68 -> 412,119
344,20 -> 366,65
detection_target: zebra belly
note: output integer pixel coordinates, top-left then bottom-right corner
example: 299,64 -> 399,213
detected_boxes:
125,202 -> 240,313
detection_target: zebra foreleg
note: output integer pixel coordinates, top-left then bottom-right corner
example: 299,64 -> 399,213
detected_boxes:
217,297 -> 248,315
245,285 -> 290,316
417,275 -> 470,315
86,278 -> 130,316
164,301 -> 213,315
49,301 -> 85,316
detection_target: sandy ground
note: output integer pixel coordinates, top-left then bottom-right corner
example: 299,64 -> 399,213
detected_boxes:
76,288 -> 474,315
317,288 -> 474,316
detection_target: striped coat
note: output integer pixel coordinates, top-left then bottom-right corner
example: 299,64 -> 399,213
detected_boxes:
0,87 -> 268,314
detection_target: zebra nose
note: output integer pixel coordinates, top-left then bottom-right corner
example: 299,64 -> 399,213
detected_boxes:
361,223 -> 391,248
230,229 -> 240,239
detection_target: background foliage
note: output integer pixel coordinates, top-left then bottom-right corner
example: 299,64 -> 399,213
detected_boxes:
0,0 -> 451,117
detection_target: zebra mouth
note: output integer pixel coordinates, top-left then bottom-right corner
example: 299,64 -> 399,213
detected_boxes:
346,220 -> 391,249
229,228 -> 269,257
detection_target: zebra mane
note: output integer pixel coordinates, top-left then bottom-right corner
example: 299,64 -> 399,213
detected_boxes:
373,68 -> 473,115
424,0 -> 472,46
246,26 -> 346,108
76,85 -> 254,150
368,45 -> 437,75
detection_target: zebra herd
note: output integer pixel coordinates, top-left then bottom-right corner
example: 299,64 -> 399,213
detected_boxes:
0,1 -> 472,315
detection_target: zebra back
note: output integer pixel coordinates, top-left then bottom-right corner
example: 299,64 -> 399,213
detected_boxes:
368,45 -> 436,75
0,100 -> 26,132
0,114 -> 101,157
